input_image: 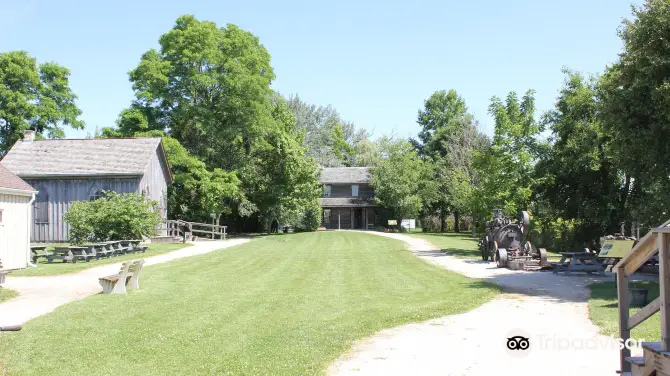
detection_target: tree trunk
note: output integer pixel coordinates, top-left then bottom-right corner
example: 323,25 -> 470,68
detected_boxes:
454,210 -> 460,233
440,209 -> 446,233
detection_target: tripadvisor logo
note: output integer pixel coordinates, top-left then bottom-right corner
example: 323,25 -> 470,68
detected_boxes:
505,328 -> 644,357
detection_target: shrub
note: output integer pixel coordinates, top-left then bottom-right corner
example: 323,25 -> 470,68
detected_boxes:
63,191 -> 162,244
294,200 -> 322,232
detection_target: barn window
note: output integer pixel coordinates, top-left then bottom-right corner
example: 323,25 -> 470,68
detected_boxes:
351,184 -> 359,197
89,189 -> 104,201
34,188 -> 49,223
323,185 -> 332,197
323,209 -> 331,224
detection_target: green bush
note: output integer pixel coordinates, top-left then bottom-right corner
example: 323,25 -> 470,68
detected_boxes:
63,191 -> 162,244
294,200 -> 322,232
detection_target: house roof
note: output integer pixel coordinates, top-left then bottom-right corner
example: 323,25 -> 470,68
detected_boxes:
0,138 -> 173,184
319,167 -> 371,184
319,197 -> 376,207
0,163 -> 35,192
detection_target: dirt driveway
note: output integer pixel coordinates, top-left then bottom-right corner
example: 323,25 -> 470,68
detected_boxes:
328,232 -> 648,376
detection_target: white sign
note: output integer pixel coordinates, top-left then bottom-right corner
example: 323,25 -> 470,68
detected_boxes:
401,219 -> 415,229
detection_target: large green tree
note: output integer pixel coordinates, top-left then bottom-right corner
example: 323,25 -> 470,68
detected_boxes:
124,15 -> 276,170
534,69 -> 623,249
241,98 -> 322,231
413,90 -> 488,232
0,51 -> 83,155
599,0 -> 670,227
472,90 -> 543,223
371,138 -> 437,230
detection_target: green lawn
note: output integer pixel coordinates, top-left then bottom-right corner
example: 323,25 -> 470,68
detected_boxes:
11,243 -> 191,277
0,287 -> 18,303
408,232 -> 482,258
589,281 -> 660,342
409,231 -> 563,260
2,231 -> 499,375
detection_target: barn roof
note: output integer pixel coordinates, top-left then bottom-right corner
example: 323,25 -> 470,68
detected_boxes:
0,163 -> 35,193
319,167 -> 371,184
0,138 -> 173,183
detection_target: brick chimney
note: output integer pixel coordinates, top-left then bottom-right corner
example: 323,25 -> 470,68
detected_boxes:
23,129 -> 35,143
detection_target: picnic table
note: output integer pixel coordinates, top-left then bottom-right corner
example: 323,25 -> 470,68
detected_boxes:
30,246 -> 52,264
553,252 -> 606,276
47,246 -> 94,263
48,247 -> 75,263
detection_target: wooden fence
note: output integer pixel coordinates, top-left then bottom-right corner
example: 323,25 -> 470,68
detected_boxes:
164,220 -> 227,240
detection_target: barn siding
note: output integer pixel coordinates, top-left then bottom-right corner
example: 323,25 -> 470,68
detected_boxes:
25,178 -> 141,243
0,193 -> 32,269
139,147 -> 169,236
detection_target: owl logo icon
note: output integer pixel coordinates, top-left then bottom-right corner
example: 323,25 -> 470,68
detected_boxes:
507,335 -> 530,350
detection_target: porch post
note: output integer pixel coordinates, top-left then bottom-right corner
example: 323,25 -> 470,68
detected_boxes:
660,232 -> 670,351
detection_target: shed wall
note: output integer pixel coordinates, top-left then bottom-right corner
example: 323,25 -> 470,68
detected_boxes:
0,193 -> 31,269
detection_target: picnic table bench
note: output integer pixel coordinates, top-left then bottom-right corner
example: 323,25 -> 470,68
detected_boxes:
30,246 -> 52,264
553,251 -> 606,276
48,246 -> 94,263
98,259 -> 145,294
0,259 -> 7,285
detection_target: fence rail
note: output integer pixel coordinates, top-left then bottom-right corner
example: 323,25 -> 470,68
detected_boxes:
164,220 -> 227,240
614,218 -> 670,373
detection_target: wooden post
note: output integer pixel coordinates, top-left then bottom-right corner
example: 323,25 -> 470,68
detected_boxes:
338,214 -> 340,230
617,267 -> 631,373
660,232 -> 670,351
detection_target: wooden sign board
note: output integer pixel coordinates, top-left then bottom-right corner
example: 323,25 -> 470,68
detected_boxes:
388,220 -> 397,226
598,239 -> 635,258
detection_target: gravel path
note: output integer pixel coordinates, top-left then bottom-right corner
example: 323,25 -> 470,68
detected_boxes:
328,232 -> 648,376
0,238 -> 250,327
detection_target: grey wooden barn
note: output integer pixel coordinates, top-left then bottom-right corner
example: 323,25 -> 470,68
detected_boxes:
0,131 -> 173,242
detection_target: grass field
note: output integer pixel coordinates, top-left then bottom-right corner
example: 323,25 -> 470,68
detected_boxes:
408,231 -> 563,260
588,281 -> 660,342
0,287 -> 18,303
408,232 -> 482,258
11,243 -> 190,277
2,231 -> 499,375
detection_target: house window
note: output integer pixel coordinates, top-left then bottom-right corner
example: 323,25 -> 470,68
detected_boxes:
323,209 -> 331,224
352,184 -> 359,197
34,188 -> 49,223
323,185 -> 332,197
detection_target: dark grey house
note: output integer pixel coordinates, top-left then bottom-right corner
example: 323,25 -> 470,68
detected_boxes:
319,167 -> 378,230
0,131 -> 173,242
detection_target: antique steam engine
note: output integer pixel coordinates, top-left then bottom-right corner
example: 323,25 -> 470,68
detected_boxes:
478,209 -> 549,270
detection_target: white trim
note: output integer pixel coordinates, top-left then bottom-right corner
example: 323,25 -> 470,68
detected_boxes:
0,187 -> 36,196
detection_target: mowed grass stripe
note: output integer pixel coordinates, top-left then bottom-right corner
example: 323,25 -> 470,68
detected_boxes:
2,231 -> 498,376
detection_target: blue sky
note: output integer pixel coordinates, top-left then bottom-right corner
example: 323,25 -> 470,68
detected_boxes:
0,0 -> 642,140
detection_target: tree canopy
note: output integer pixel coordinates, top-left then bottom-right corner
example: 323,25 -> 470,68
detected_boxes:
0,51 -> 83,155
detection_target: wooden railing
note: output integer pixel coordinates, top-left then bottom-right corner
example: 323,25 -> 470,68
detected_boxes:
614,219 -> 670,373
164,219 -> 227,240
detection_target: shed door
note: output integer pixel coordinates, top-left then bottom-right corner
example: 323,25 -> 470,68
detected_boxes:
33,188 -> 49,242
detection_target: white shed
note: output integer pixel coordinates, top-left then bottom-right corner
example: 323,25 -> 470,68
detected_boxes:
0,164 -> 36,270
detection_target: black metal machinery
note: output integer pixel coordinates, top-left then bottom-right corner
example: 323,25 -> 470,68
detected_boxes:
478,209 -> 549,270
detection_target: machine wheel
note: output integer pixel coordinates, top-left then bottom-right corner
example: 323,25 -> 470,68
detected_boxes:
538,248 -> 548,265
524,241 -> 533,255
496,248 -> 508,268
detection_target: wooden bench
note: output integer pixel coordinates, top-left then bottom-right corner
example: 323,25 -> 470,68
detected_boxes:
98,259 -> 145,294
0,259 -> 8,286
